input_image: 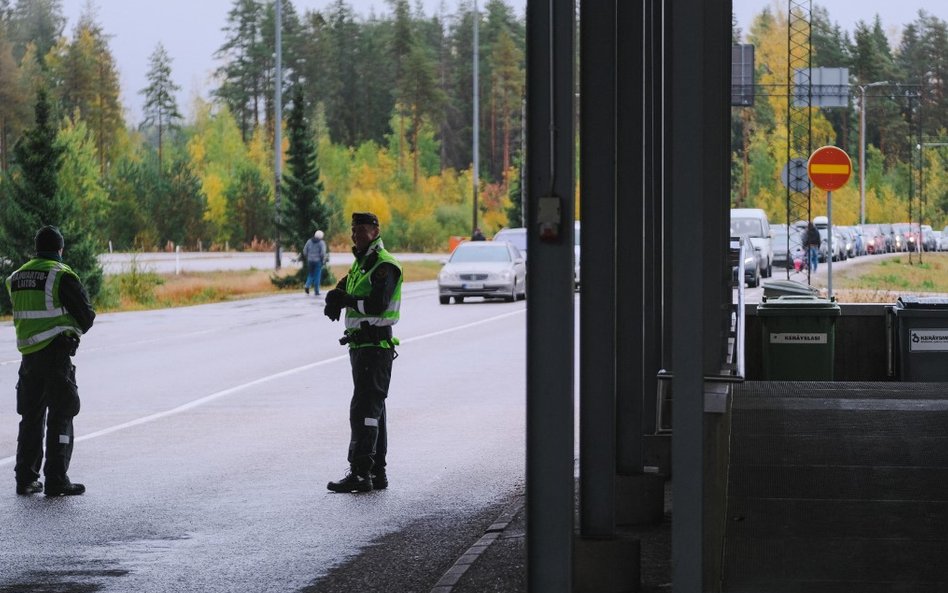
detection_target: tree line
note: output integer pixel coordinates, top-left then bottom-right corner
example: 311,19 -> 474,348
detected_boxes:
0,0 -> 525,308
732,7 -> 948,229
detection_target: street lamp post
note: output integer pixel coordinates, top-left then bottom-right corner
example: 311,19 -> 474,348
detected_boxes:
274,0 -> 283,270
859,81 -> 889,226
472,0 -> 479,237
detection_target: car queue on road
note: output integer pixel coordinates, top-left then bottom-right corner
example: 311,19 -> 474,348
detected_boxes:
732,207 -> 948,288
437,222 -> 582,304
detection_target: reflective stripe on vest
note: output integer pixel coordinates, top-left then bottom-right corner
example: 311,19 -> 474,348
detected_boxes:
344,238 -> 402,343
6,259 -> 84,354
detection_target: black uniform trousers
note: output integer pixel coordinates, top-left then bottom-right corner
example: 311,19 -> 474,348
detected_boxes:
347,346 -> 394,474
15,336 -> 81,485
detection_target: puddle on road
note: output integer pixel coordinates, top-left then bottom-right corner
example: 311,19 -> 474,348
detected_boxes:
0,560 -> 128,593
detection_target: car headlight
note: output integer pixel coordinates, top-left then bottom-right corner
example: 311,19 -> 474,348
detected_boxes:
498,270 -> 513,281
439,271 -> 459,282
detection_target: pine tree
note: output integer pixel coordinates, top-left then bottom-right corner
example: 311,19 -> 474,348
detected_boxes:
215,0 -> 265,142
51,13 -> 125,173
0,88 -> 101,312
140,43 -> 182,167
0,25 -> 27,171
399,40 -> 446,185
275,86 -> 332,286
8,0 -> 65,65
224,162 -> 272,248
489,29 -> 523,191
152,157 -> 208,248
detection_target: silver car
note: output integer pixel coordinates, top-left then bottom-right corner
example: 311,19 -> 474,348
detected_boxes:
438,241 -> 527,304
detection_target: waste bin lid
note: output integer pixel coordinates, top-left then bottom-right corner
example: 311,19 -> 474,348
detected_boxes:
757,295 -> 841,315
897,295 -> 948,309
761,279 -> 819,298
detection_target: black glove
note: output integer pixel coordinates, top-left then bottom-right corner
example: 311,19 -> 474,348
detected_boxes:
325,288 -> 351,309
324,303 -> 342,321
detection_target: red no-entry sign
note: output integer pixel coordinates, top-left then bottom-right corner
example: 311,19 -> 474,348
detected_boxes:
807,146 -> 852,191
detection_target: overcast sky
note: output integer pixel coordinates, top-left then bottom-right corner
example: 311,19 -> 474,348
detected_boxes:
59,0 -> 946,125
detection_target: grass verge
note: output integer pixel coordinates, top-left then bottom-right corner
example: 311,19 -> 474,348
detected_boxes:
97,260 -> 443,312
813,252 -> 948,303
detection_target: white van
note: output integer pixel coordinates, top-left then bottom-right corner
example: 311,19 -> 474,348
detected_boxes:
730,208 -> 773,278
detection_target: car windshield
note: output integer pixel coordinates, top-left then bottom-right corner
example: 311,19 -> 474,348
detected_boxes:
731,218 -> 764,237
450,244 -> 511,263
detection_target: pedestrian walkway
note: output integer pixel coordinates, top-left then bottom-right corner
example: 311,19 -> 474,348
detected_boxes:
439,481 -> 672,593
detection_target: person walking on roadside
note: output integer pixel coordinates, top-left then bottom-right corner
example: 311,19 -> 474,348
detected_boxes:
804,222 -> 821,273
323,212 -> 402,493
7,226 -> 96,497
302,230 -> 328,295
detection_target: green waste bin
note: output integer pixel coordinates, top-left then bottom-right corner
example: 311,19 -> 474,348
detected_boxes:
761,279 -> 819,299
889,295 -> 948,381
758,295 -> 840,380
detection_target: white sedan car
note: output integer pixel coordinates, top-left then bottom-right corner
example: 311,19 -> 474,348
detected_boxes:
438,241 -> 527,304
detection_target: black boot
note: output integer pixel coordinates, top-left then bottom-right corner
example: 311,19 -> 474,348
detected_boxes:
371,471 -> 388,490
16,480 -> 43,495
327,469 -> 373,493
44,477 -> 85,497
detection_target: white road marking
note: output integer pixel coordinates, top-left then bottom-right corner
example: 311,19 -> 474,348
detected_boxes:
0,307 -> 525,467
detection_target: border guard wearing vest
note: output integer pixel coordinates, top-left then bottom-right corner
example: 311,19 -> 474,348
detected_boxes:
323,212 -> 401,493
7,226 -> 96,496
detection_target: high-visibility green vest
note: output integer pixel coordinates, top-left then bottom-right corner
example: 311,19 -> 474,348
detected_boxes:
6,258 -> 85,354
344,237 -> 401,349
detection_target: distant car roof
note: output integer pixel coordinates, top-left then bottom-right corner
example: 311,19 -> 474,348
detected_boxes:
493,227 -> 527,250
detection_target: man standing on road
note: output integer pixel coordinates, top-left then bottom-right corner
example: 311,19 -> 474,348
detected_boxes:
323,212 -> 401,493
302,230 -> 328,296
805,222 -> 821,273
6,226 -> 96,497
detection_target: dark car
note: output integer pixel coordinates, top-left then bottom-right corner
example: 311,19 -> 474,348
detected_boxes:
731,235 -> 761,288
772,225 -> 804,269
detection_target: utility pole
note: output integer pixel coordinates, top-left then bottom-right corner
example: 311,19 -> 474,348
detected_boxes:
472,0 -> 480,237
274,0 -> 283,269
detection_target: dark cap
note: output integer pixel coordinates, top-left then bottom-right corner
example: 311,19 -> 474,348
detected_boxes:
35,225 -> 64,252
351,212 -> 379,227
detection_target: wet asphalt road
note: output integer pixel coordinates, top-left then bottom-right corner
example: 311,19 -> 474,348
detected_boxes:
0,282 -> 526,592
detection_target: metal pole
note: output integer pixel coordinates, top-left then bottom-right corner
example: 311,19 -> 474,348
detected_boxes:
827,190 -> 833,299
859,86 -> 866,225
917,94 -> 923,265
274,0 -> 282,270
579,0 -> 617,537
472,0 -> 480,236
525,0 -> 575,590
